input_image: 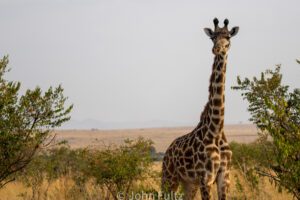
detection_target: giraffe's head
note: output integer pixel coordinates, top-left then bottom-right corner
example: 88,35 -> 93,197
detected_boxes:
204,18 -> 239,56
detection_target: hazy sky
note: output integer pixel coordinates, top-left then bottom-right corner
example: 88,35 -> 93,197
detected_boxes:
0,0 -> 299,127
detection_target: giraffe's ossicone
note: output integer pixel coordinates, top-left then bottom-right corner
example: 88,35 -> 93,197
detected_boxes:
161,18 -> 239,200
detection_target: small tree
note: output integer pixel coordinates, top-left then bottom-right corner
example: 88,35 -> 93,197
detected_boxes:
232,64 -> 300,199
18,146 -> 91,200
18,139 -> 155,200
84,137 -> 154,200
0,56 -> 72,188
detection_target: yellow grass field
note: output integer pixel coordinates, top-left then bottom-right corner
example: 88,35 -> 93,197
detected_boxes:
53,124 -> 258,152
0,163 -> 293,200
0,125 -> 294,199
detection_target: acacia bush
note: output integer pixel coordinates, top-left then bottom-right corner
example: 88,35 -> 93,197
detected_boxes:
0,56 -> 72,188
18,146 -> 93,200
83,137 -> 155,200
18,137 -> 156,200
232,65 -> 300,199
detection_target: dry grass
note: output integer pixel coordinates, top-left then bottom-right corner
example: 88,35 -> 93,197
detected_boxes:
0,162 -> 293,200
54,124 -> 258,152
0,125 -> 293,199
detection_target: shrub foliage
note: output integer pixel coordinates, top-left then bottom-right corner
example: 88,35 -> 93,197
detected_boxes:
232,65 -> 300,199
18,138 -> 155,200
0,56 -> 72,188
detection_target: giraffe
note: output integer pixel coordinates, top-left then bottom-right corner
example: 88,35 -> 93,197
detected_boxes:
161,18 -> 239,200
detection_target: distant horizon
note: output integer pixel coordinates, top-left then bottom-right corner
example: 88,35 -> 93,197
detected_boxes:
60,118 -> 253,130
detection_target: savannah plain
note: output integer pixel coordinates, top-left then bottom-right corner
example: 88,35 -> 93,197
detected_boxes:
0,124 -> 293,200
54,125 -> 257,152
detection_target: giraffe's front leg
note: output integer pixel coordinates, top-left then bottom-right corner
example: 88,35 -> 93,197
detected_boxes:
200,184 -> 212,200
199,172 -> 214,200
216,167 -> 230,200
182,182 -> 199,200
161,157 -> 179,198
216,150 -> 232,200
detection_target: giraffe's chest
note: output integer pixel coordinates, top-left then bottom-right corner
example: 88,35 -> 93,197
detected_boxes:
171,135 -> 229,179
173,147 -> 221,183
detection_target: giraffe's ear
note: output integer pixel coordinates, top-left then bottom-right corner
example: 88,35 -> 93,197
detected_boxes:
229,26 -> 239,37
204,28 -> 214,38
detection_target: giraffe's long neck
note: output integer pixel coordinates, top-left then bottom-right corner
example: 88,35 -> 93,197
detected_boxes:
199,54 -> 227,136
208,54 -> 227,134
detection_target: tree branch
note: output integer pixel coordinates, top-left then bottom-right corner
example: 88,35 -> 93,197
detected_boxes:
0,177 -> 15,188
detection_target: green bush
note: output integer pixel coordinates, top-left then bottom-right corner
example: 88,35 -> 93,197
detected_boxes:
18,137 -> 156,200
18,146 -> 91,200
0,56 -> 72,188
232,65 -> 300,199
84,137 -> 154,200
